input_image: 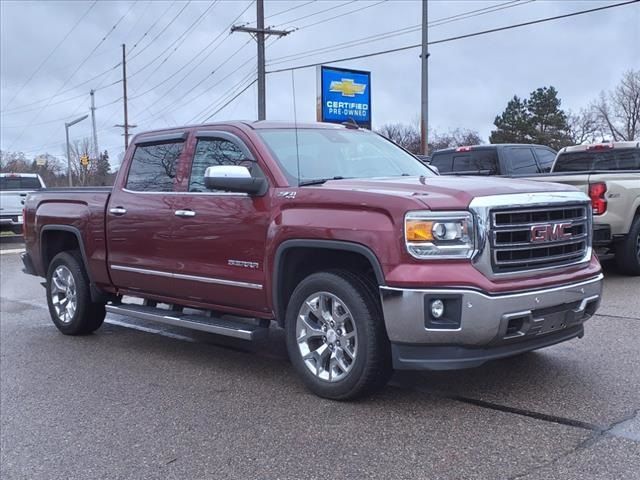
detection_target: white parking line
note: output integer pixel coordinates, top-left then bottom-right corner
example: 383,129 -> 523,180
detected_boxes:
0,248 -> 25,255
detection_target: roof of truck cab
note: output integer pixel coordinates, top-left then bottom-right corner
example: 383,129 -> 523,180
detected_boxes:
130,120 -> 353,141
558,141 -> 639,153
432,144 -> 553,154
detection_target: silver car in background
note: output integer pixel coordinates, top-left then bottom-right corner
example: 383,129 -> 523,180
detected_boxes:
0,173 -> 45,235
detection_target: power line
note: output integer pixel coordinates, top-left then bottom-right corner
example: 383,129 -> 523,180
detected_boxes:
273,0 -> 358,27
7,2 -> 137,151
202,77 -> 258,122
267,0 -> 637,74
293,0 -> 389,31
132,0 -> 218,87
266,1 -> 316,20
1,1 -> 98,111
132,0 -> 256,121
138,40 -> 254,124
127,1 -> 193,62
267,0 -> 531,66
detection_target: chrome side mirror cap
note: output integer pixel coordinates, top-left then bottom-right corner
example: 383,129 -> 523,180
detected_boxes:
204,165 -> 267,195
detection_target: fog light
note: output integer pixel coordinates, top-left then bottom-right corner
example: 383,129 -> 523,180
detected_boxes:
431,299 -> 445,319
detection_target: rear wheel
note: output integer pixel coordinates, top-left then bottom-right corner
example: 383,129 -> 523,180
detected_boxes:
285,270 -> 391,400
615,216 -> 640,276
46,251 -> 105,335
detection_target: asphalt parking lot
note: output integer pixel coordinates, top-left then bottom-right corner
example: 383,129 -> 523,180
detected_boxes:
1,235 -> 638,479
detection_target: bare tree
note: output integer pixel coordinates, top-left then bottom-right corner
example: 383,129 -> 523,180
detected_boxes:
377,123 -> 483,154
567,108 -> 602,145
377,123 -> 421,154
592,69 -> 640,141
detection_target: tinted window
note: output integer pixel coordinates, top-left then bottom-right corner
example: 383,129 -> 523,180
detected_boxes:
507,148 -> 538,174
0,176 -> 42,190
126,142 -> 184,192
554,149 -> 640,172
534,148 -> 556,173
189,138 -> 252,192
430,152 -> 453,173
451,150 -> 498,174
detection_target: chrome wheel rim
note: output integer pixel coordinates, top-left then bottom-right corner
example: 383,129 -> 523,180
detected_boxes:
296,292 -> 357,382
50,266 -> 77,324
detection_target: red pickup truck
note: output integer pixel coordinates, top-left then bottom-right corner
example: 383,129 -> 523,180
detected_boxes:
22,121 -> 603,399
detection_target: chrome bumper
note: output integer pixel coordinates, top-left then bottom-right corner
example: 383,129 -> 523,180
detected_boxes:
380,274 -> 603,348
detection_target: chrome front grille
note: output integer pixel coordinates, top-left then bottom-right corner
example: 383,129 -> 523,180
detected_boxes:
490,204 -> 590,273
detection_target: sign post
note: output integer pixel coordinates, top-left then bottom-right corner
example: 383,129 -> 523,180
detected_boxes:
317,66 -> 371,129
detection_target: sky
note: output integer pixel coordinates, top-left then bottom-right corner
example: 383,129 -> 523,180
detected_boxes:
1,0 -> 639,168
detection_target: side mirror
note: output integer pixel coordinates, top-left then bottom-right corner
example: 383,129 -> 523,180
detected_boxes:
204,165 -> 267,195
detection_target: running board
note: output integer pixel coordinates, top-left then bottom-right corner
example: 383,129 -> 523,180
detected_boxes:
105,304 -> 268,341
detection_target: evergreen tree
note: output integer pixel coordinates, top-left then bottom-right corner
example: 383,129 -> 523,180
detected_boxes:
96,150 -> 111,185
490,88 -> 572,149
528,86 -> 571,149
489,95 -> 534,144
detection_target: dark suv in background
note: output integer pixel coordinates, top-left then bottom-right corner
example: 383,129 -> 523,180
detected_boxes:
430,144 -> 557,176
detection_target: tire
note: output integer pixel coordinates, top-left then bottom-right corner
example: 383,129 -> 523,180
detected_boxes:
11,226 -> 22,235
285,270 -> 391,400
46,251 -> 106,335
615,216 -> 640,276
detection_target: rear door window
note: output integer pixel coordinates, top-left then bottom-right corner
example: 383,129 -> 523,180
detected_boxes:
429,152 -> 453,173
506,148 -> 539,174
534,148 -> 556,173
126,141 -> 185,192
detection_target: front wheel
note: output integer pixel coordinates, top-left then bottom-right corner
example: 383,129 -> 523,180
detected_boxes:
285,271 -> 391,400
46,251 -> 106,335
615,216 -> 640,276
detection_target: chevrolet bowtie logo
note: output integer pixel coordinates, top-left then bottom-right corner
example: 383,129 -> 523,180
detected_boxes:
329,78 -> 366,97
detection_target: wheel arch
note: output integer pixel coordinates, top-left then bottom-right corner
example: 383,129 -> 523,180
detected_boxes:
272,239 -> 385,327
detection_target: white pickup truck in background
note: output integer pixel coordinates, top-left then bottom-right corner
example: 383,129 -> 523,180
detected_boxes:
0,173 -> 46,235
529,142 -> 640,275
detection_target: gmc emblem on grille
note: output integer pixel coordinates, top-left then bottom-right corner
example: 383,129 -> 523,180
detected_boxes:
530,222 -> 573,243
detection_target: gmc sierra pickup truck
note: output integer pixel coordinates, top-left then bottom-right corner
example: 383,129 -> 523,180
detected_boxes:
22,121 -> 603,399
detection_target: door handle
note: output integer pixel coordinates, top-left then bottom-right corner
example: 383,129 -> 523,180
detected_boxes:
109,207 -> 127,216
175,209 -> 196,217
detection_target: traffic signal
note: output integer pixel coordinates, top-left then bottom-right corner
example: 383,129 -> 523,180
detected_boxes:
80,154 -> 90,167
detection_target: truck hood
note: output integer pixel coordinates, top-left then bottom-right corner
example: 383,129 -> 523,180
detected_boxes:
319,175 -> 577,210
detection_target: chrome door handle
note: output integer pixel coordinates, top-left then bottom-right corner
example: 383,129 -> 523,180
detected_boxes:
109,207 -> 127,216
175,209 -> 196,217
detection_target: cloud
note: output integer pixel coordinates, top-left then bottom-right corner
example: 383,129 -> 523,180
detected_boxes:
1,0 -> 638,164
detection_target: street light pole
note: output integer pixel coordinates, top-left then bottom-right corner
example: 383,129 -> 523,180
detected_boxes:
420,0 -> 429,156
64,114 -> 89,187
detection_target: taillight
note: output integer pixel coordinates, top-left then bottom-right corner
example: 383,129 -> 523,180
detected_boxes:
589,182 -> 607,215
456,146 -> 472,152
587,143 -> 614,151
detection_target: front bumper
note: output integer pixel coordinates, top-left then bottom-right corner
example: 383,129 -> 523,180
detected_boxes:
380,274 -> 603,370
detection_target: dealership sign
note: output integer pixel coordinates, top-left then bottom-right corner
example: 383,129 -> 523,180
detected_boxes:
317,66 -> 371,129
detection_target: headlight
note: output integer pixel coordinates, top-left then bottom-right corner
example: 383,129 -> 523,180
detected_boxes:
405,211 -> 475,259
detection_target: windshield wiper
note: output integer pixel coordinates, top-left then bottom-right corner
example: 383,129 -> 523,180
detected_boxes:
298,176 -> 346,186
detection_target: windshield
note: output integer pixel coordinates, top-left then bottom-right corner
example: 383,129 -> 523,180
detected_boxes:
257,128 -> 433,185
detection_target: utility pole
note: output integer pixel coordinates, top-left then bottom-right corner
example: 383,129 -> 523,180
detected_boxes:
122,44 -> 129,149
90,89 -> 99,160
231,0 -> 290,120
115,44 -> 136,148
420,0 -> 430,156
